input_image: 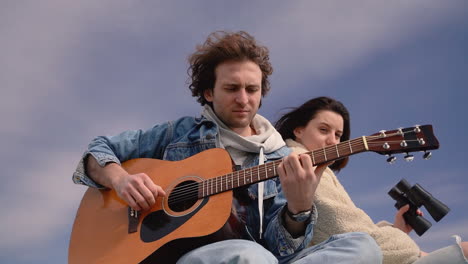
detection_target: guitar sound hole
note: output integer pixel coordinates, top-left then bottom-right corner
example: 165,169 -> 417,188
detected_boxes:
168,180 -> 198,212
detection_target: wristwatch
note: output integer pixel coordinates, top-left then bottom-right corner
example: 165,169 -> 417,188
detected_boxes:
284,204 -> 312,223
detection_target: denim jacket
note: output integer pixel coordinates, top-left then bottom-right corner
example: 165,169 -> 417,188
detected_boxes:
72,115 -> 316,261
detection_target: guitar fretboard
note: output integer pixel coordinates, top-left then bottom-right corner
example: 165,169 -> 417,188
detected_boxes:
199,137 -> 368,198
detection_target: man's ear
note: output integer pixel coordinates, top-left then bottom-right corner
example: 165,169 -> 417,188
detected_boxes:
204,89 -> 213,102
293,126 -> 304,140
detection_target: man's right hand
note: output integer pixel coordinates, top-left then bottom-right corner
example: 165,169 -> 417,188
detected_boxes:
111,170 -> 166,211
85,155 -> 166,211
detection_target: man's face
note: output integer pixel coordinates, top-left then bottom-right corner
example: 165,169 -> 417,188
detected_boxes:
204,60 -> 262,137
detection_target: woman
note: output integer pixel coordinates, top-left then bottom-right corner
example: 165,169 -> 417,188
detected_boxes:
275,96 -> 468,264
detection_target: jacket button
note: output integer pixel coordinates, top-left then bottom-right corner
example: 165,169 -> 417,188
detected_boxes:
206,134 -> 214,140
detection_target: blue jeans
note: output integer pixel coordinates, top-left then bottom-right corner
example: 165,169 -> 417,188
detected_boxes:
177,232 -> 382,264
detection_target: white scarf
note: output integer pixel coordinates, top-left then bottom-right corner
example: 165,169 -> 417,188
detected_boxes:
202,105 -> 285,238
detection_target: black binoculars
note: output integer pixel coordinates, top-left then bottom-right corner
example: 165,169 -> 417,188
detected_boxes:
388,179 -> 450,236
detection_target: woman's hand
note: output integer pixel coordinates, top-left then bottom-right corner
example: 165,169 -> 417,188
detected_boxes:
393,204 -> 423,234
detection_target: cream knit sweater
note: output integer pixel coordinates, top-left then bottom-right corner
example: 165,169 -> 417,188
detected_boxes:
286,139 -> 421,264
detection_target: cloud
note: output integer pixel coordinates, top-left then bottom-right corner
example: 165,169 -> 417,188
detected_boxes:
1,1 -> 89,136
0,151 -> 85,253
1,1 -> 188,137
421,219 -> 468,241
3,1 -> 464,138
258,1 -> 463,84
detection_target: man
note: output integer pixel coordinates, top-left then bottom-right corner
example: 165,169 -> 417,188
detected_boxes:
72,31 -> 382,263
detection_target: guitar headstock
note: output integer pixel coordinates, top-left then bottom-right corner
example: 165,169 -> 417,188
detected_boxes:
366,125 -> 439,162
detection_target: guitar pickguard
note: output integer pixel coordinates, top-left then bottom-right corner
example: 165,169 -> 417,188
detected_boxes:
140,197 -> 209,242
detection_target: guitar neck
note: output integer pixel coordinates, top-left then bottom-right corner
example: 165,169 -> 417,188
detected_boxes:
199,137 -> 369,198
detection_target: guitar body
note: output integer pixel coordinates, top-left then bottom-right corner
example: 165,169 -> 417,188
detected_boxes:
69,148 -> 242,264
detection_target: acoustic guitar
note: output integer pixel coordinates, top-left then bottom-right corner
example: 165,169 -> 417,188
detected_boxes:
69,125 -> 439,263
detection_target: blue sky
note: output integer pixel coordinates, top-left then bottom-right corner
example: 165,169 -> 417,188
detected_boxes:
1,1 -> 467,263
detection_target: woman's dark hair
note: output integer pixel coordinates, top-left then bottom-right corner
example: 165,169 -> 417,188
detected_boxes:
188,31 -> 272,106
275,96 -> 351,172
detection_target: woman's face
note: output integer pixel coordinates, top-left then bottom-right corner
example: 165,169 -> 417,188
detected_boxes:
294,110 -> 344,151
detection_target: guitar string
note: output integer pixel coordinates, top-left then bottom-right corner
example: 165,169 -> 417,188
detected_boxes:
318,129 -> 425,156
168,141 -> 425,205
167,139 -> 366,204
167,134 -> 425,205
316,138 -> 423,156
167,162 -> 283,205
167,137 -> 425,205
168,141 -> 364,205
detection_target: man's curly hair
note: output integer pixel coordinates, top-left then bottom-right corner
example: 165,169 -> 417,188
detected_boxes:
188,31 -> 273,106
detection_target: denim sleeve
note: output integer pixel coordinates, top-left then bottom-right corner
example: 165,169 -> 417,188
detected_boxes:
263,186 -> 317,260
72,121 -> 174,188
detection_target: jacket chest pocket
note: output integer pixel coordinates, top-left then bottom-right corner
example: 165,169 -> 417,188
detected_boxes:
247,179 -> 279,200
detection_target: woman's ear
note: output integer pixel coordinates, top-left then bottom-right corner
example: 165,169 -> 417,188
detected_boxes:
293,126 -> 304,140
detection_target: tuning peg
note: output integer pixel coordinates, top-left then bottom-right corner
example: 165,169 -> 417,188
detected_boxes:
423,151 -> 432,160
400,140 -> 408,148
379,130 -> 387,137
397,128 -> 404,135
387,155 -> 397,164
404,153 -> 414,162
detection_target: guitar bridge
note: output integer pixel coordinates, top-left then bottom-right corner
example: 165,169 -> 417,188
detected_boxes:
128,207 -> 140,234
